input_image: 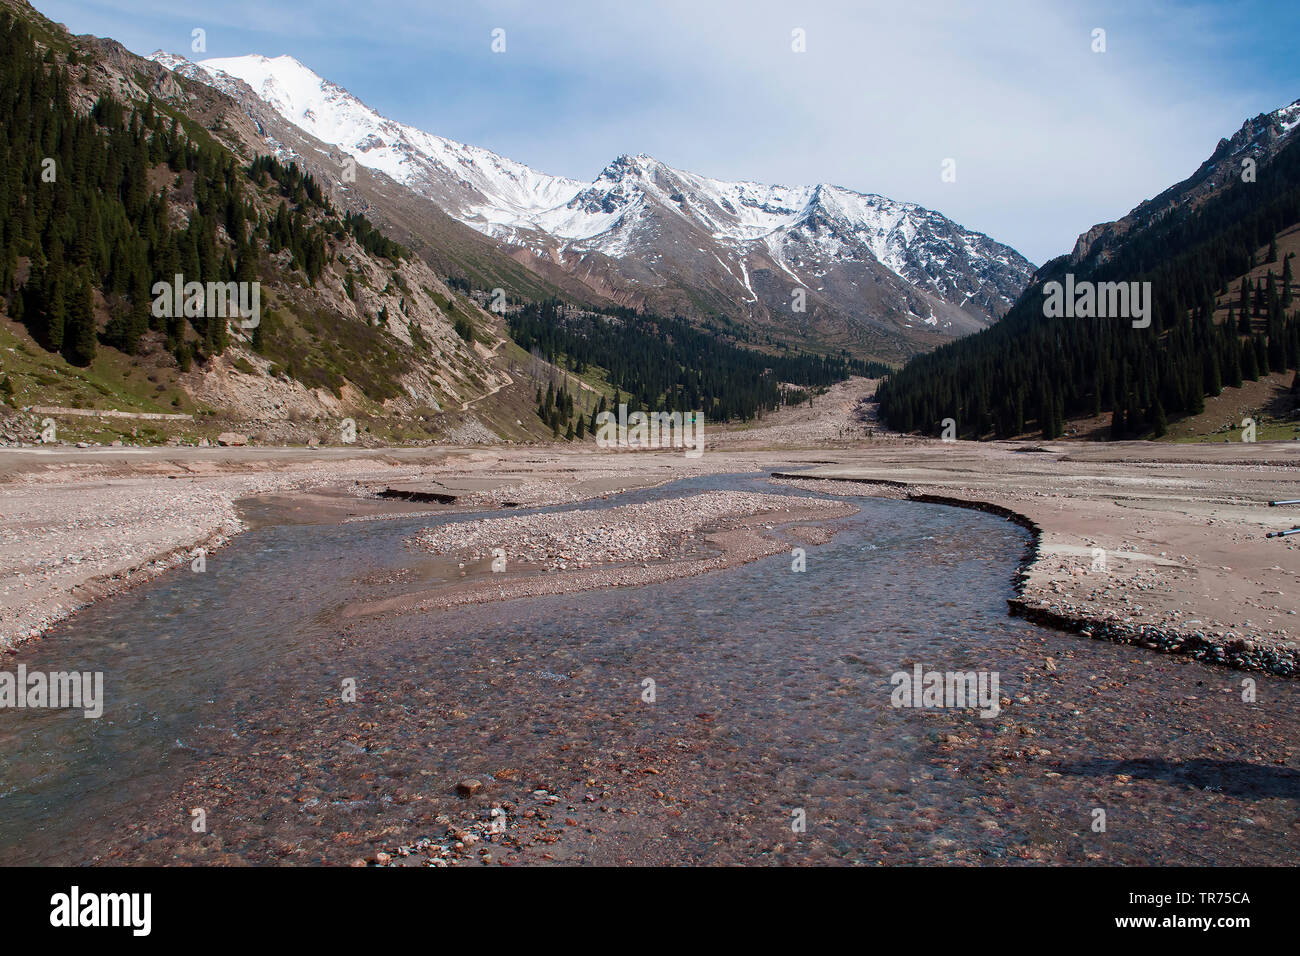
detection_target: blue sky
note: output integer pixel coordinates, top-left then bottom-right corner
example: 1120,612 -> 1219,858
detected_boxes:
33,0 -> 1300,264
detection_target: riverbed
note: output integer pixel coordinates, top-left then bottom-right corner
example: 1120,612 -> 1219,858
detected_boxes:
1,473 -> 1296,865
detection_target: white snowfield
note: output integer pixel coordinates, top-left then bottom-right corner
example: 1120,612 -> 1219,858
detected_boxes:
151,50 -> 1032,296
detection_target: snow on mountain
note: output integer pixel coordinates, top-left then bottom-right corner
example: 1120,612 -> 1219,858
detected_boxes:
150,49 -> 1037,352
147,50 -> 191,73
1274,99 -> 1300,134
177,53 -> 586,229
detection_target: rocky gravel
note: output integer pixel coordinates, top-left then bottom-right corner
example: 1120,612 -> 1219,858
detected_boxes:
411,491 -> 849,571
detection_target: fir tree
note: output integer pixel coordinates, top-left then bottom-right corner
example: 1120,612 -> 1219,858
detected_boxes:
62,272 -> 96,366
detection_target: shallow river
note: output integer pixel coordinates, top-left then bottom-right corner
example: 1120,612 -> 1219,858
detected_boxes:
1,473 -> 1297,865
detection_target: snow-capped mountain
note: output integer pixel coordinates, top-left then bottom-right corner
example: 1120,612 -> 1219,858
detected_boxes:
151,50 -> 1037,358
520,153 -> 1029,319
154,52 -> 587,235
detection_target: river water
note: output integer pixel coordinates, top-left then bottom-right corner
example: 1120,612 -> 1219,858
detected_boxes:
1,473 -> 1296,865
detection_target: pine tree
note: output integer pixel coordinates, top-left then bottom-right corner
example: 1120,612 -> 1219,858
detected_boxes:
62,272 -> 97,366
1242,337 -> 1259,380
43,273 -> 66,352
1203,352 -> 1221,396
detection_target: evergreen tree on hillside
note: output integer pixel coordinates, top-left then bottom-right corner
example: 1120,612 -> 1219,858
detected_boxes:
507,299 -> 881,424
0,12 -> 410,375
63,271 -> 96,366
877,123 -> 1300,440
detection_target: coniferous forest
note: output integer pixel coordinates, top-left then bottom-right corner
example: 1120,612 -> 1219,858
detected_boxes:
878,132 -> 1300,440
0,11 -> 399,371
509,299 -> 888,422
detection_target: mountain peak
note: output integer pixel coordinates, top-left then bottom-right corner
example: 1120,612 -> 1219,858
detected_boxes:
201,52 -> 314,72
194,53 -> 339,121
147,50 -> 192,71
604,153 -> 662,175
1272,98 -> 1300,134
163,47 -> 1036,349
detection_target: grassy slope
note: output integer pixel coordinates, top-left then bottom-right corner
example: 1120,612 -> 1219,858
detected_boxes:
0,316 -> 225,443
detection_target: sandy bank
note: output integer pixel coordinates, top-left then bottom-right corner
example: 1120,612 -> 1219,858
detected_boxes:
775,439 -> 1300,675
